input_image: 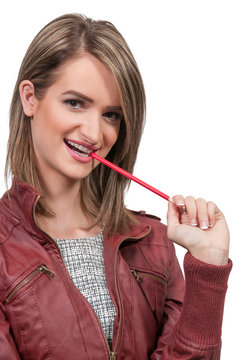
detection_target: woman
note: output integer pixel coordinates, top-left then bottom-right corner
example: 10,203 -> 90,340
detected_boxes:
0,13 -> 231,360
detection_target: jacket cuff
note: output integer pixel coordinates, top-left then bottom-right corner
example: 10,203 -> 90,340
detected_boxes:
175,251 -> 232,348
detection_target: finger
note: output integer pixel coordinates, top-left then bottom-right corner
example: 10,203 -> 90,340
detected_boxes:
196,197 -> 209,230
172,195 -> 185,207
207,201 -> 216,228
212,203 -> 224,219
172,195 -> 186,215
184,196 -> 198,226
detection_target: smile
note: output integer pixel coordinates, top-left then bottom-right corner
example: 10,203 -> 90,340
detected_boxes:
65,140 -> 93,158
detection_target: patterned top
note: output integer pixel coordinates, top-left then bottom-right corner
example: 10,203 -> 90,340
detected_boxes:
55,232 -> 116,348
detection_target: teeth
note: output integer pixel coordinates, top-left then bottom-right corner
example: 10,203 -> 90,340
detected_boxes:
76,152 -> 88,158
66,140 -> 92,155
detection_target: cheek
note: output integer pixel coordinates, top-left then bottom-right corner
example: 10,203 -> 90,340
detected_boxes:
34,102 -> 67,134
109,120 -> 122,142
31,110 -> 61,153
107,126 -> 120,147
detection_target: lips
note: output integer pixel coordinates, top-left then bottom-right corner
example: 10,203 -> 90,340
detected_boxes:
64,140 -> 91,158
64,139 -> 99,158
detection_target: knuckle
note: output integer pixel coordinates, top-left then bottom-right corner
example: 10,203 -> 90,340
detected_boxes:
173,194 -> 184,200
196,197 -> 206,204
172,195 -> 185,206
207,201 -> 215,207
185,196 -> 195,202
207,201 -> 216,216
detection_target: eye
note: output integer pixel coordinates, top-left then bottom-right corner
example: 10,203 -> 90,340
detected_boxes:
64,99 -> 85,110
103,111 -> 124,122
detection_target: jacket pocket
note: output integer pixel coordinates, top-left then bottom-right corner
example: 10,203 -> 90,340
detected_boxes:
2,264 -> 55,360
130,267 -> 167,325
3,264 -> 55,305
130,268 -> 167,286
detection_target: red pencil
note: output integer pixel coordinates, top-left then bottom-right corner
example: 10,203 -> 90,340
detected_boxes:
91,152 -> 173,202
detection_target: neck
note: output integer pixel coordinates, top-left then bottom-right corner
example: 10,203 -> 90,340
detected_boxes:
36,174 -> 100,239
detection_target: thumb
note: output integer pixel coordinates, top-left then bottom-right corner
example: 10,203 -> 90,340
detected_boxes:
167,201 -> 180,229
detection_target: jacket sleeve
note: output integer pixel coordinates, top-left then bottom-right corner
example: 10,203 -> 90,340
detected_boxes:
0,304 -> 21,360
151,244 -> 232,360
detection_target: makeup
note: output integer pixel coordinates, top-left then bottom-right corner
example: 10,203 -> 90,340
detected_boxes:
64,142 -> 92,163
91,152 -> 173,202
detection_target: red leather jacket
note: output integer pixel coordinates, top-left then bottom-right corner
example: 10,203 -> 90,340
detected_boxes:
0,180 -> 232,359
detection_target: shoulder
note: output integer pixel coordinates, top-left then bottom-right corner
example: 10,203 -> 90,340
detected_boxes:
127,209 -> 172,254
131,209 -> 168,240
121,210 -> 175,277
0,194 -> 20,246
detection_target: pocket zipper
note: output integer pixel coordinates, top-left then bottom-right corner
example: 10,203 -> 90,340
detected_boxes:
3,265 -> 55,305
130,268 -> 167,286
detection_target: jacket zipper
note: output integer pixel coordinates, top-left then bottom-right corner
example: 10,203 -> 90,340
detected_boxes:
109,352 -> 117,360
111,228 -> 152,359
130,268 -> 167,286
33,195 -> 151,360
33,197 -> 115,359
3,265 -> 55,305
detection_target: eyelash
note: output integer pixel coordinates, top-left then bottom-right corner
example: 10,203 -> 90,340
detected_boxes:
104,111 -> 124,122
64,99 -> 84,110
63,99 -> 124,122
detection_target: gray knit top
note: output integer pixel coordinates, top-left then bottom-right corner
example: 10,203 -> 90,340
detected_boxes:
55,232 -> 116,348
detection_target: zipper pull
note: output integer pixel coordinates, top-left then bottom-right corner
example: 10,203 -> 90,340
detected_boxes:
130,268 -> 141,282
109,352 -> 117,360
38,265 -> 55,279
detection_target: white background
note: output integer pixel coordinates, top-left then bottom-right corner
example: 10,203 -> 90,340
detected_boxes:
0,1 -> 238,358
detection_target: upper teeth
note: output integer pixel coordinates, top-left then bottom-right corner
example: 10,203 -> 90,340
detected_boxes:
66,140 -> 92,154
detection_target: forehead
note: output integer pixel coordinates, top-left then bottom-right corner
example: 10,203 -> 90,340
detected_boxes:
46,53 -> 120,105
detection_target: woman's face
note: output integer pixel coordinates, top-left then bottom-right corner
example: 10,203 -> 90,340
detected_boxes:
29,53 -> 123,185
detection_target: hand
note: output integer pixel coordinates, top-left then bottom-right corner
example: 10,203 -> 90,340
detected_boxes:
167,195 -> 230,266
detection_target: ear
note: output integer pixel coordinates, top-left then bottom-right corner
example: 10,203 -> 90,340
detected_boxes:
19,80 -> 36,117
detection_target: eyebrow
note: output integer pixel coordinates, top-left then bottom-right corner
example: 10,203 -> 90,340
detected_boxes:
62,90 -> 93,103
62,90 -> 123,111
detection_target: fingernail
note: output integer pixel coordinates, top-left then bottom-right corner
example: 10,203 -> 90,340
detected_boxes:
209,221 -> 214,228
176,202 -> 185,206
200,221 -> 208,230
191,218 -> 198,226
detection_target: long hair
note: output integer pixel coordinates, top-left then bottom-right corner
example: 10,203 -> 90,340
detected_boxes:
6,13 -> 146,236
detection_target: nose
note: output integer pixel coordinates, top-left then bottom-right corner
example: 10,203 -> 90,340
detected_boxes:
80,111 -> 103,146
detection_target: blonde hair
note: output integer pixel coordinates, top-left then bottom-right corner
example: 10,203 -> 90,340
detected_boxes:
6,13 -> 146,236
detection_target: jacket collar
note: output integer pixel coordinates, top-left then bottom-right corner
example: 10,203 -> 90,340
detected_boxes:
105,222 -> 151,252
2,179 -> 151,244
2,179 -> 41,236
